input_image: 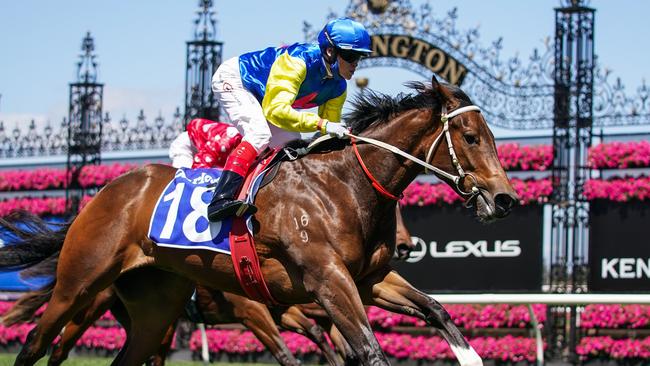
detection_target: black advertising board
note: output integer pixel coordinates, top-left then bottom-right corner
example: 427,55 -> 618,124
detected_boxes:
589,200 -> 650,292
392,204 -> 544,292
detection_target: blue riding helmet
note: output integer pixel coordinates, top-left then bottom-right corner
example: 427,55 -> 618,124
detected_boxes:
318,18 -> 372,54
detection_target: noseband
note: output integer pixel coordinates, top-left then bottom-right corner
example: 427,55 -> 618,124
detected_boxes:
424,105 -> 481,196
347,104 -> 482,200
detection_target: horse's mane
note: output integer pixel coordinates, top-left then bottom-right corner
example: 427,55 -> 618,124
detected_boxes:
281,81 -> 473,153
344,81 -> 472,134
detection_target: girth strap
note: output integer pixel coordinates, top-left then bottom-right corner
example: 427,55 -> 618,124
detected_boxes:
229,218 -> 279,306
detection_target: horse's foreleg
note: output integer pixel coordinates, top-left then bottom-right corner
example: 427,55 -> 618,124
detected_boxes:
280,306 -> 343,366
304,263 -> 389,366
360,270 -> 482,366
111,270 -> 193,366
48,288 -> 117,366
231,296 -> 300,366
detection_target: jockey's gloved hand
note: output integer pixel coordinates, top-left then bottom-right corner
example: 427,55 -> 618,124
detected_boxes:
325,122 -> 349,138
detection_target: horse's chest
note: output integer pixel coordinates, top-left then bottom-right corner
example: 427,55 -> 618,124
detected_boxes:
354,243 -> 392,279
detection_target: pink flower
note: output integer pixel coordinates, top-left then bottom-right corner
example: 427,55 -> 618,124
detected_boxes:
497,143 -> 553,171
588,141 -> 650,169
401,179 -> 552,207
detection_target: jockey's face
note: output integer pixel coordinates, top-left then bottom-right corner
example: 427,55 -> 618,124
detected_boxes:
337,54 -> 358,80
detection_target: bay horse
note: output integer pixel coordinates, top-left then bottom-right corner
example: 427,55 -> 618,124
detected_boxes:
3,205 -> 413,366
2,75 -> 517,366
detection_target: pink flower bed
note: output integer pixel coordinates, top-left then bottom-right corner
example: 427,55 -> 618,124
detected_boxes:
581,304 -> 650,329
401,179 -> 552,206
0,195 -> 95,217
74,326 -> 126,351
588,141 -> 650,169
497,143 -> 553,171
0,323 -> 36,345
367,305 -> 547,329
0,169 -> 67,191
584,176 -> 650,202
0,301 -> 13,316
0,163 -> 138,192
0,197 -> 68,216
577,336 -> 650,360
189,329 -> 317,355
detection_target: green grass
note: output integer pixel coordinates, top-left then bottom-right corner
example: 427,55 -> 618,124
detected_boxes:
0,354 -> 272,366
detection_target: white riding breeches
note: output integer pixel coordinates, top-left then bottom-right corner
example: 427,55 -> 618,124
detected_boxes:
211,57 -> 301,152
169,131 -> 196,168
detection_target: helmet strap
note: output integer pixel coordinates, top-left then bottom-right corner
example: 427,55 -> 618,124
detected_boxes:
323,31 -> 338,64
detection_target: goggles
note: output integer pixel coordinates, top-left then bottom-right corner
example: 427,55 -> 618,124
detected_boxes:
338,49 -> 366,63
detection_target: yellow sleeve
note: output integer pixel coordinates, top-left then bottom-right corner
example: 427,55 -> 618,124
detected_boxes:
318,90 -> 346,123
262,53 -> 321,132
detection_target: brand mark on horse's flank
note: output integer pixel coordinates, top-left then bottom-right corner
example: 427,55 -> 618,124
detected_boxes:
406,238 -> 521,262
293,214 -> 310,243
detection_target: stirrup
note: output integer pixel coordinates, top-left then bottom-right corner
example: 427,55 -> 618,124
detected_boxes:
208,200 -> 257,222
235,203 -> 257,217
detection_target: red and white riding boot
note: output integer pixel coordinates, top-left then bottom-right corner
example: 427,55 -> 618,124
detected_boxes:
207,141 -> 258,222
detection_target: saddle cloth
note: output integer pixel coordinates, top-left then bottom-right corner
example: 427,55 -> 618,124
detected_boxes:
147,167 -> 267,253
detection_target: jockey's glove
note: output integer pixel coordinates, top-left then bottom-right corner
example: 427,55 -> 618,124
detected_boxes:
325,122 -> 349,138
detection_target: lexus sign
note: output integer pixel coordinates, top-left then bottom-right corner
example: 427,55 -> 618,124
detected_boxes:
393,205 -> 543,292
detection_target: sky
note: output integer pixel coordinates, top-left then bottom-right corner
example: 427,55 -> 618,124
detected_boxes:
1,0 -> 649,137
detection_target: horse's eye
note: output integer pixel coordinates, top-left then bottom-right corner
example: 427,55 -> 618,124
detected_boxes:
464,134 -> 478,145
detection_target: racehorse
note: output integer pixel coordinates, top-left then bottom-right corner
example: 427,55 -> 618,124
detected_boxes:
2,75 -> 517,366
3,205 -> 414,366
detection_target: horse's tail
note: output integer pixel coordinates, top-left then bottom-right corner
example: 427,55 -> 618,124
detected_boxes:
0,210 -> 70,270
2,278 -> 55,326
1,252 -> 60,326
0,211 -> 68,326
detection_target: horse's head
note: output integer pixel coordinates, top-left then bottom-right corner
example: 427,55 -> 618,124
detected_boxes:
345,74 -> 517,222
420,75 -> 518,221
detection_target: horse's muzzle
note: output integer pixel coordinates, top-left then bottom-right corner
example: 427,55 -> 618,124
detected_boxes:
493,192 -> 518,218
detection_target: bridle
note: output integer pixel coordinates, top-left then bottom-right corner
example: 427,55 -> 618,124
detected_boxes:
347,104 -> 482,201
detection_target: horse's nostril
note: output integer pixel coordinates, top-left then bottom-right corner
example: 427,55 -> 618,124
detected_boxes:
396,243 -> 411,258
494,193 -> 516,215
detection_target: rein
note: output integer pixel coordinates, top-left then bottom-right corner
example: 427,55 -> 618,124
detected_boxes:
346,105 -> 482,200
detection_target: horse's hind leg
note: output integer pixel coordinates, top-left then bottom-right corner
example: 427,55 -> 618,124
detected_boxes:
14,275 -> 115,366
360,270 -> 483,366
280,306 -> 343,366
144,321 -> 177,366
110,268 -> 193,366
328,324 -> 357,366
48,288 -> 117,366
225,293 -> 301,366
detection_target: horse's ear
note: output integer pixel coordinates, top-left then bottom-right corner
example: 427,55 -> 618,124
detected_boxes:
431,74 -> 458,110
431,74 -> 440,89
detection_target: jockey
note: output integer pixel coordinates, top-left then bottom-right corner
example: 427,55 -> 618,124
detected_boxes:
207,17 -> 372,222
